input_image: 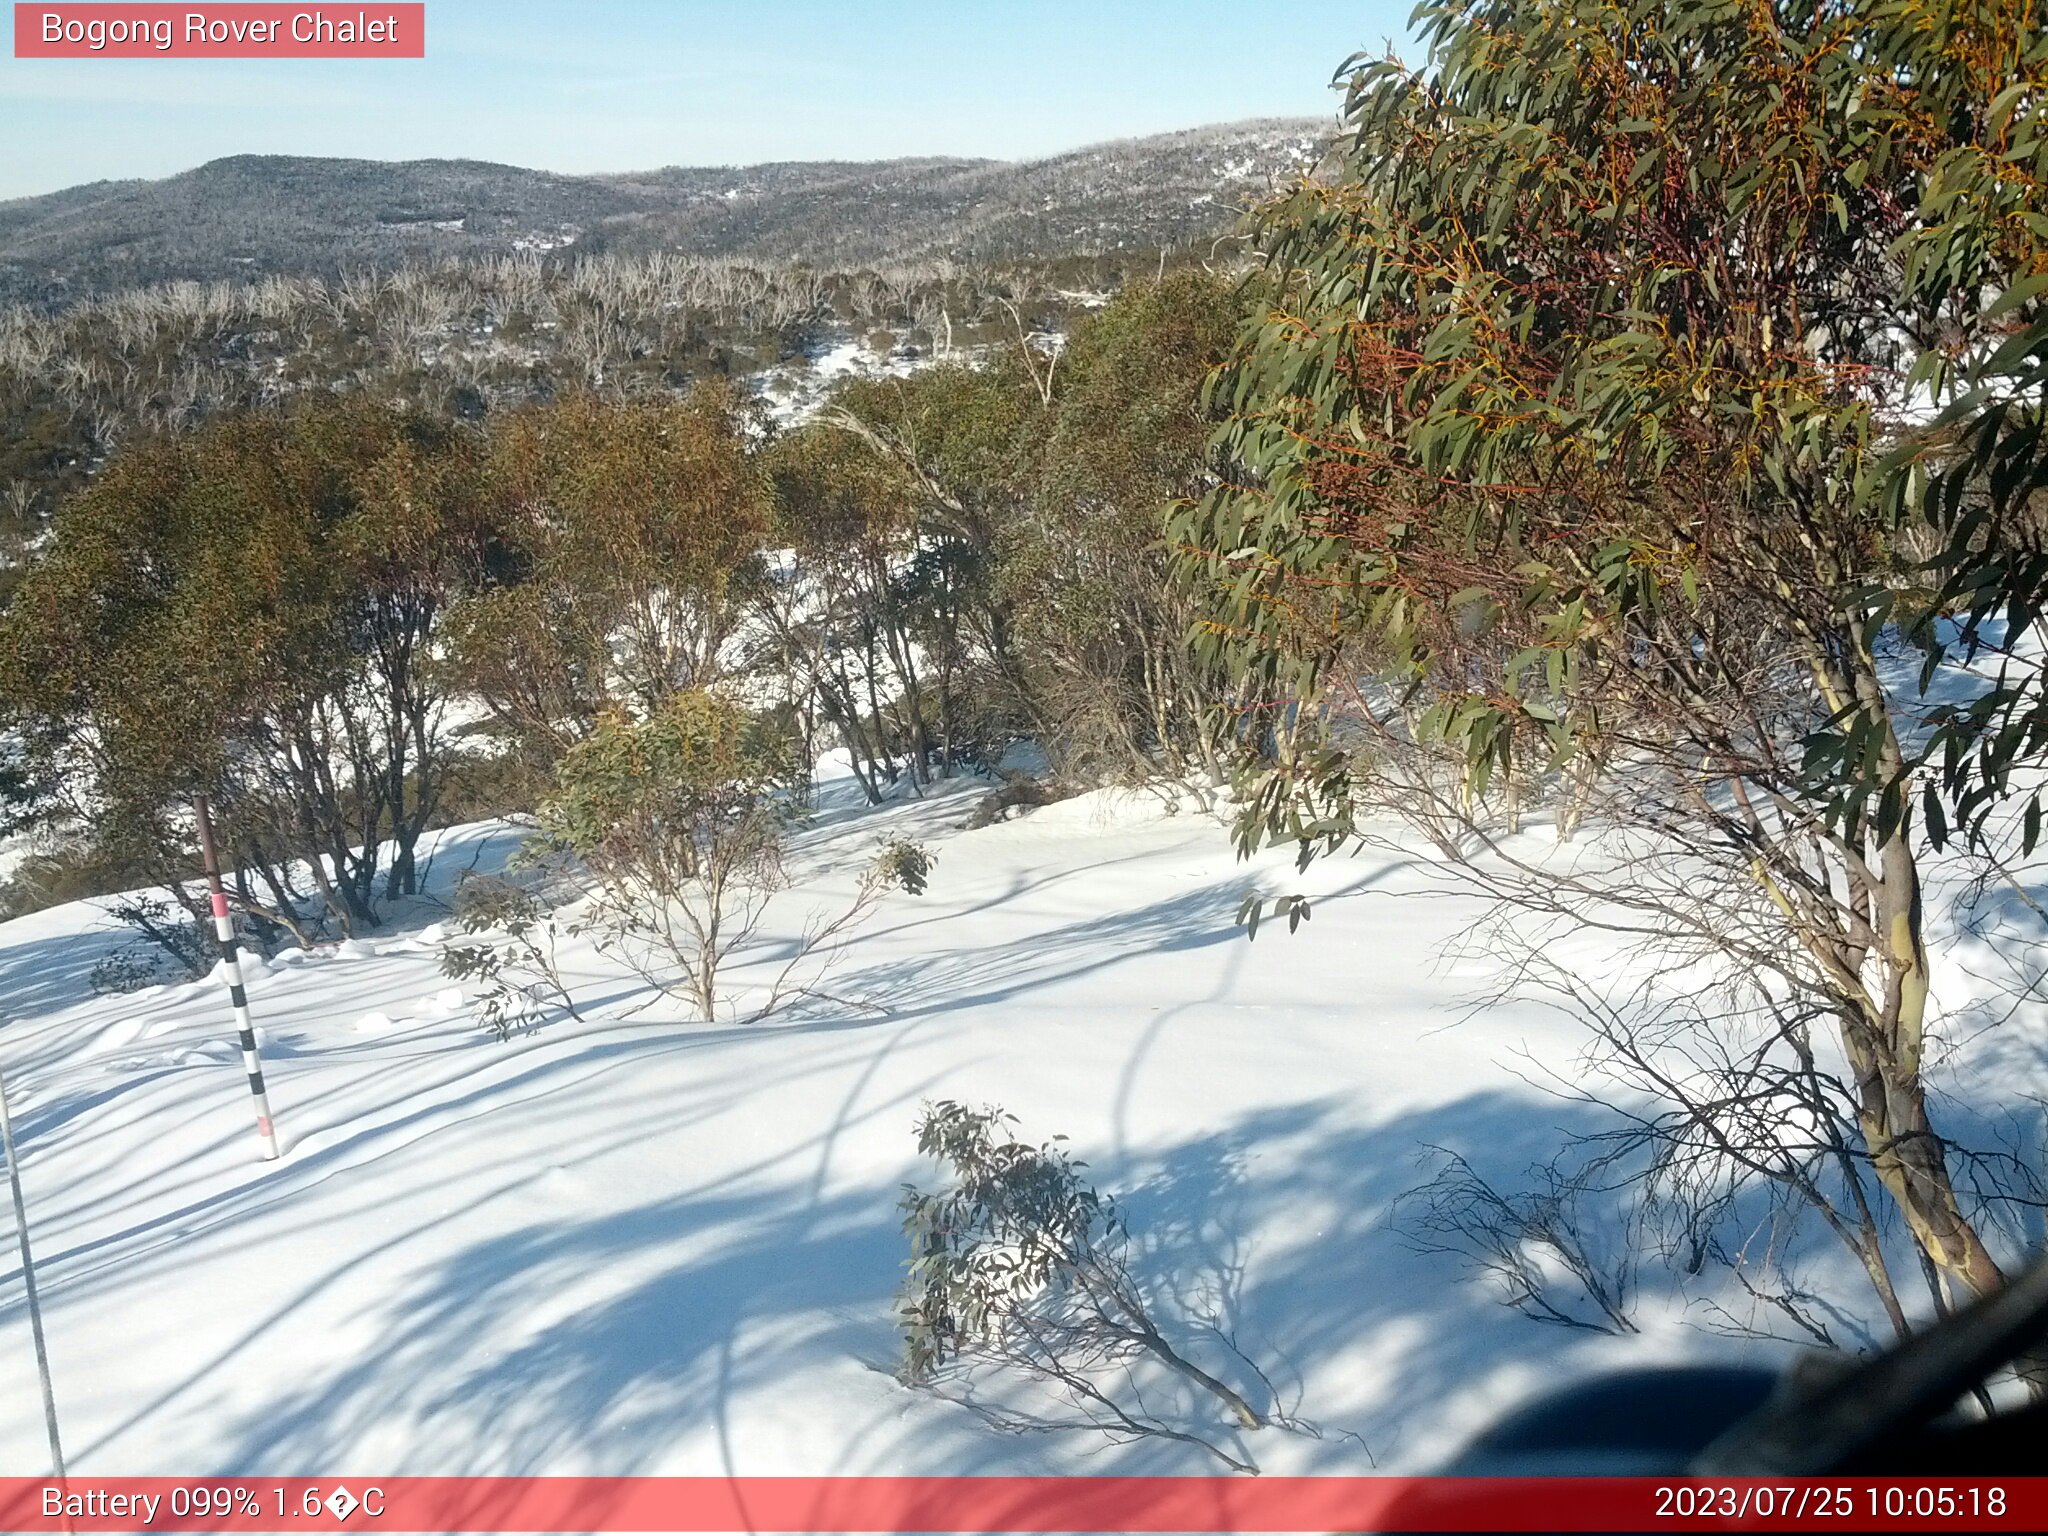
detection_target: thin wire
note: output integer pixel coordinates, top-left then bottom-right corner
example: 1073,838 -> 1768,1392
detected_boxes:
0,1051 -> 69,1488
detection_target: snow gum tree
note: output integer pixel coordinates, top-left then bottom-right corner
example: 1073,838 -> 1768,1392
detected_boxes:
1176,0 -> 2048,1324
443,382 -> 773,771
757,424 -> 946,801
1018,270 -> 1241,784
772,273 -> 1246,793
0,396 -> 494,937
817,361 -> 1042,777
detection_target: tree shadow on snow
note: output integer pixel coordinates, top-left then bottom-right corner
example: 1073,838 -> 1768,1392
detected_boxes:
67,1087 -> 1766,1482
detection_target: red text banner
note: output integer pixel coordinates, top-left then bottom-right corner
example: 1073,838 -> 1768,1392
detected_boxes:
14,5 -> 424,58
0,1477 -> 2044,1532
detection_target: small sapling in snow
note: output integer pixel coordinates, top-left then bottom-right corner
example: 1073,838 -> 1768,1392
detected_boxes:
896,1099 -> 1277,1474
440,872 -> 581,1040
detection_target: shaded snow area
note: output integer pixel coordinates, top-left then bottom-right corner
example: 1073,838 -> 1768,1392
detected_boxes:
0,757 -> 2042,1479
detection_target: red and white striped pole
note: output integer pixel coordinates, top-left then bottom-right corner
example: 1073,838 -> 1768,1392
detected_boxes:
192,793 -> 282,1162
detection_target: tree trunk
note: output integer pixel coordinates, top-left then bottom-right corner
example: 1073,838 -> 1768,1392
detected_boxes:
1844,663 -> 2009,1304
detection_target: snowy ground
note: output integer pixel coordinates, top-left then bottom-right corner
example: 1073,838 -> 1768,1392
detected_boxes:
755,330 -> 925,427
0,757 -> 2041,1479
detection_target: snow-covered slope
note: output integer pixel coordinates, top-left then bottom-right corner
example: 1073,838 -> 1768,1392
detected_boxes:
0,759 -> 2037,1478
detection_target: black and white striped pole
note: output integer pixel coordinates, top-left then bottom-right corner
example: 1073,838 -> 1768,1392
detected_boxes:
193,793 -> 282,1161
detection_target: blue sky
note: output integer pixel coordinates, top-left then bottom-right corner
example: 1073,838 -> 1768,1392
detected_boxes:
0,2 -> 1417,199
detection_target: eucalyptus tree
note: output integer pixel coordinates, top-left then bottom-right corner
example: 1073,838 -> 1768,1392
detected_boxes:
2,396 -> 494,936
1178,0 -> 2048,1321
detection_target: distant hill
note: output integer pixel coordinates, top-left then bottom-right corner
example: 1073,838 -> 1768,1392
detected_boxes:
0,118 -> 1333,306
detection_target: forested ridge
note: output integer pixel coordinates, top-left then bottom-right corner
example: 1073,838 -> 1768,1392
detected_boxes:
0,118 -> 1327,305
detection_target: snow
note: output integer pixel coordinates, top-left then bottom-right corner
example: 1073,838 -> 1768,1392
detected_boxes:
754,328 -> 924,428
0,754 -> 2041,1479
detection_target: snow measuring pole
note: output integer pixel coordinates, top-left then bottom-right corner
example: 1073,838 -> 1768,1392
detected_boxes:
193,793 -> 282,1161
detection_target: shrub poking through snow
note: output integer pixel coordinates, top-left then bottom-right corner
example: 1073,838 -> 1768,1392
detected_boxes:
89,946 -> 181,996
896,1100 -> 1272,1474
873,837 -> 933,897
748,837 -> 933,1021
90,893 -> 213,993
439,872 -> 580,1040
538,691 -> 793,1021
